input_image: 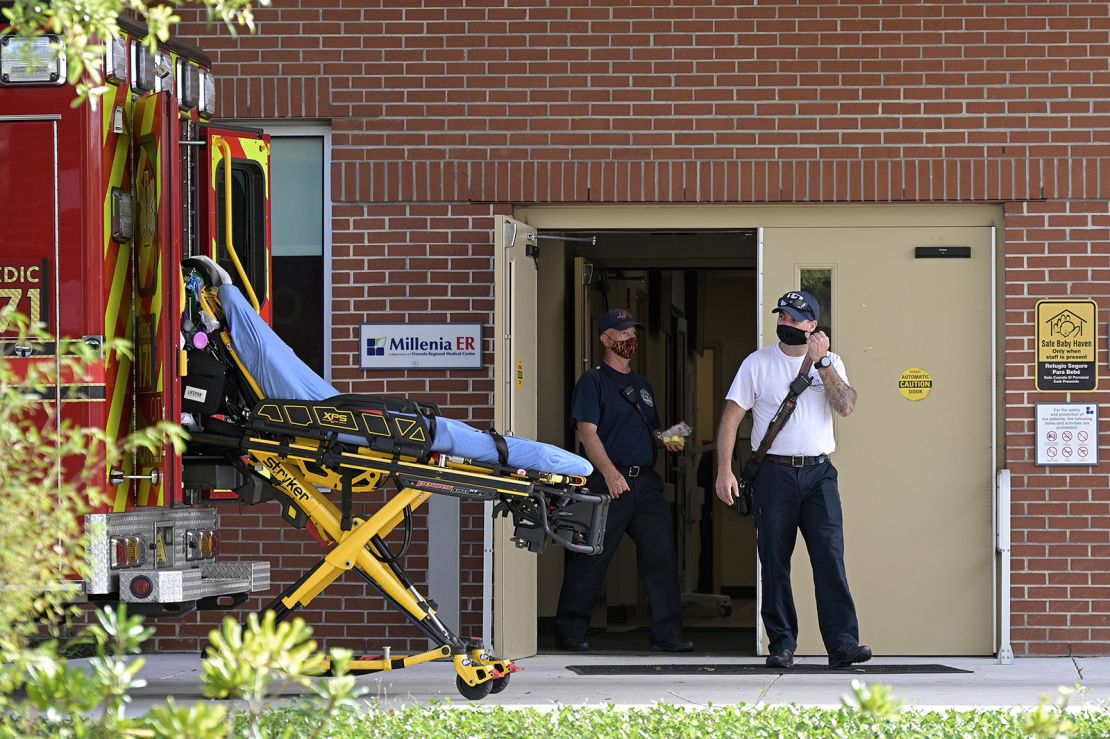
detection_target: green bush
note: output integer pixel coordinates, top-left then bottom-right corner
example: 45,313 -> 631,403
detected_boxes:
0,311 -> 183,735
252,699 -> 1110,739
1,606 -> 367,739
202,610 -> 366,739
0,309 -> 182,647
2,605 -> 154,737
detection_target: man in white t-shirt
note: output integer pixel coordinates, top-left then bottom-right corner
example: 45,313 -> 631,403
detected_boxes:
715,290 -> 871,670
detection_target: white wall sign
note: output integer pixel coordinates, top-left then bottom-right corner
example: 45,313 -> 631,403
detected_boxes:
1035,403 -> 1099,466
360,323 -> 483,370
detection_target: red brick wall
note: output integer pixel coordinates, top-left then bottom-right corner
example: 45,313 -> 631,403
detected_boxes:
1003,200 -> 1110,656
171,1 -> 1110,655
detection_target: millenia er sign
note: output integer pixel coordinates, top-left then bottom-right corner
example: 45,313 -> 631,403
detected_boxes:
360,323 -> 483,370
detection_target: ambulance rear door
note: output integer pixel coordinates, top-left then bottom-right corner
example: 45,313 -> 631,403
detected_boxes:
132,92 -> 183,507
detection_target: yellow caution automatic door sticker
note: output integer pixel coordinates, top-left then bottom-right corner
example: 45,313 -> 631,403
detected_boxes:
898,367 -> 932,401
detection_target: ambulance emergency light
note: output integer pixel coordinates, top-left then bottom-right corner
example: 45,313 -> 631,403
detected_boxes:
199,67 -> 216,117
105,35 -> 127,84
0,34 -> 65,85
177,59 -> 200,110
130,40 -> 154,93
111,188 -> 134,242
153,50 -> 173,94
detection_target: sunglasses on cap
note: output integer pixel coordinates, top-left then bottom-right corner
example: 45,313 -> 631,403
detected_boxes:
778,293 -> 811,312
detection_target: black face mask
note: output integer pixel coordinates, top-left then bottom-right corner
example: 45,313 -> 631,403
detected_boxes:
776,324 -> 808,346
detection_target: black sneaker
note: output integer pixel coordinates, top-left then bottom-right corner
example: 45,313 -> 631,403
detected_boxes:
649,637 -> 694,653
766,649 -> 794,668
829,644 -> 872,668
557,639 -> 591,652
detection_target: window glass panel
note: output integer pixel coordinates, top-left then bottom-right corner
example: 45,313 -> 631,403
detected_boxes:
800,268 -> 832,339
270,135 -> 325,375
271,137 -> 323,257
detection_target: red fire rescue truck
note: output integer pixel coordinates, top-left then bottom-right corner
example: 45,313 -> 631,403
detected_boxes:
0,16 -> 272,613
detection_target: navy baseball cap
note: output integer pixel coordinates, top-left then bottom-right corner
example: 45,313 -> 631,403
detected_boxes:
598,308 -> 644,335
772,291 -> 820,322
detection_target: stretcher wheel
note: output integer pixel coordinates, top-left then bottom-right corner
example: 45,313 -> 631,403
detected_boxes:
719,604 -> 733,618
489,672 -> 511,694
456,674 -> 493,701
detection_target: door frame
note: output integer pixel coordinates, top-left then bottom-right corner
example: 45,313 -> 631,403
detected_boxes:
491,215 -> 540,658
504,203 -> 1005,657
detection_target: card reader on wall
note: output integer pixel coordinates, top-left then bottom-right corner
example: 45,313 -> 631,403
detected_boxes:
915,246 -> 971,258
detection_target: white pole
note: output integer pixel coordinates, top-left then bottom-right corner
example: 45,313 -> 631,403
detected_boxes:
997,468 -> 1014,664
482,499 -> 493,650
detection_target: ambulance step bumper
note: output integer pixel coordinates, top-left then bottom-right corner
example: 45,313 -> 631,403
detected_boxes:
118,561 -> 270,604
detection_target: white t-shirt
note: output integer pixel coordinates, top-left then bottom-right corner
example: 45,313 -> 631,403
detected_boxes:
724,343 -> 849,456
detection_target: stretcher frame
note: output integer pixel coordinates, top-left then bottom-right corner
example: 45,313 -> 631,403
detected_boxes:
182,267 -> 608,700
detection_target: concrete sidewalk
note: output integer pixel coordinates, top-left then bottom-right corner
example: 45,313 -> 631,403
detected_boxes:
114,652 -> 1110,713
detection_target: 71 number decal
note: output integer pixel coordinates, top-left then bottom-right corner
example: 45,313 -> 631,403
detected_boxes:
0,288 -> 43,324
0,260 -> 49,333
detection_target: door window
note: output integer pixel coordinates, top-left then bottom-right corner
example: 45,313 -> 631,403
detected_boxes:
215,159 -> 269,306
800,268 -> 832,338
269,135 -> 326,376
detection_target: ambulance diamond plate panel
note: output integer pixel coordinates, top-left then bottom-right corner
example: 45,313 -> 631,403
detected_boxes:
201,561 -> 270,593
118,560 -> 269,603
86,507 -> 219,594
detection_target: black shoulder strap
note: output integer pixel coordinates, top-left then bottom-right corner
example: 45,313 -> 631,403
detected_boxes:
487,428 -> 510,466
596,365 -> 655,433
750,357 -> 815,467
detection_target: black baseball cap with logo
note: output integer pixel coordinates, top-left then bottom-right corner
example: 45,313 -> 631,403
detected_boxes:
597,308 -> 644,335
772,291 -> 820,322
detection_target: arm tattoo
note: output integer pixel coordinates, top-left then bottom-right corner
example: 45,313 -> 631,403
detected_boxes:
820,368 -> 857,416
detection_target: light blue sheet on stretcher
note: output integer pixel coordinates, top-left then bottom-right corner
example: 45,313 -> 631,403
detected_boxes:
219,284 -> 593,476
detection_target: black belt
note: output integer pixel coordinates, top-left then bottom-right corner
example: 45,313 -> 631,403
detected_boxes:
765,454 -> 829,467
613,465 -> 650,478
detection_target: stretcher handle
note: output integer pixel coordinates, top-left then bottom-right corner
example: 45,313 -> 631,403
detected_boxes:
534,489 -> 610,555
213,137 -> 261,313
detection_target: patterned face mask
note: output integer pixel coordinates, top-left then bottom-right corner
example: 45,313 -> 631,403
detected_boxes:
606,334 -> 638,359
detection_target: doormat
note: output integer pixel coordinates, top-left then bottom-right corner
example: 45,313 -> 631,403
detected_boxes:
566,663 -> 971,676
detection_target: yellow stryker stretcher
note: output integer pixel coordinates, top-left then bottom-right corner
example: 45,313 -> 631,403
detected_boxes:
177,257 -> 609,700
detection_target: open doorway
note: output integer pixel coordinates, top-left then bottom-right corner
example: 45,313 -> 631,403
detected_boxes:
532,229 -> 761,654
496,205 -> 999,659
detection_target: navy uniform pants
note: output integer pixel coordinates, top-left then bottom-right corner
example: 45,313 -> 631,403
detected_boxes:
753,459 -> 860,655
555,469 -> 683,645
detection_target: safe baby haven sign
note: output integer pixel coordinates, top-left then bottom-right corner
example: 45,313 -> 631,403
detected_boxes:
360,323 -> 483,370
1035,300 -> 1097,392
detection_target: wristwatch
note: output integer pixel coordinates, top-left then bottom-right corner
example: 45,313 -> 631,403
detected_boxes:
815,355 -> 832,369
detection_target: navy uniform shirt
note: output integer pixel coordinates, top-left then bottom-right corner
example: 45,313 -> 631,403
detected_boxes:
570,364 -> 660,467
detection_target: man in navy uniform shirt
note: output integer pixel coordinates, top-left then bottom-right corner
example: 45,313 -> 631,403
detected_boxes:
554,308 -> 693,653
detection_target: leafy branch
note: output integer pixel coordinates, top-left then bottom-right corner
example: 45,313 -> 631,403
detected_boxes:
1,0 -> 269,106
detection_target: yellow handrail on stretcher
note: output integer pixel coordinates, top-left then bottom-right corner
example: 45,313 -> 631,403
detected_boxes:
213,137 -> 261,313
196,288 -> 265,401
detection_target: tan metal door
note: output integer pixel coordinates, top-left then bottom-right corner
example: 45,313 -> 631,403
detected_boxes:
493,215 -> 540,658
761,225 -> 994,655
